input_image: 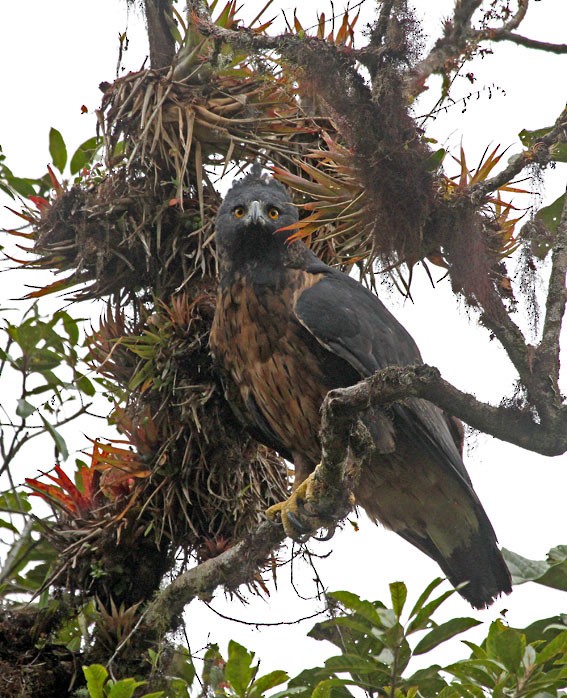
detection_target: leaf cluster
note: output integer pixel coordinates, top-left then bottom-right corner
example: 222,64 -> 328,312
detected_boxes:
78,576 -> 567,698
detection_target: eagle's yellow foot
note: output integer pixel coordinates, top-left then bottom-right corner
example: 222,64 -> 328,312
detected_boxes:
266,471 -> 353,542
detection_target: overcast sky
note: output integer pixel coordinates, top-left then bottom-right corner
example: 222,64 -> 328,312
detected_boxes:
1,0 -> 566,681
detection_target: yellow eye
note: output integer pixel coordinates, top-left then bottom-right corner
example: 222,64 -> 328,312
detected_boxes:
234,206 -> 245,218
268,208 -> 279,220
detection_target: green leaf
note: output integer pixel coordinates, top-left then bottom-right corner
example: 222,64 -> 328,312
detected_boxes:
427,148 -> 446,171
76,374 -> 96,397
0,490 -> 31,514
490,626 -> 526,673
325,653 -> 383,675
40,415 -> 69,460
501,548 -> 549,585
407,588 -> 456,634
408,578 -> 445,621
536,630 -> 567,665
519,126 -> 567,162
536,193 -> 565,234
6,175 -> 37,197
312,678 -> 356,698
49,127 -> 67,173
519,126 -> 552,148
83,664 -> 108,698
328,591 -> 385,628
16,398 -> 37,418
70,136 -> 103,174
523,616 -> 567,645
389,581 -> 407,619
58,310 -> 81,345
249,670 -> 289,697
413,617 -> 482,655
0,518 -> 18,533
106,677 -> 147,698
226,640 -> 255,697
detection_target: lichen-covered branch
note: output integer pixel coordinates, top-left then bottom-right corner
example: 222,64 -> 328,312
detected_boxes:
144,385 -> 358,632
326,365 -> 567,457
145,357 -> 567,636
144,520 -> 285,632
536,187 -> 567,396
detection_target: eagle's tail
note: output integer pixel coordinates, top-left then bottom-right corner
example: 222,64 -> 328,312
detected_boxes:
400,518 -> 512,609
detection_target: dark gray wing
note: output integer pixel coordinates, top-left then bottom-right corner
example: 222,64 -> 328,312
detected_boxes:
294,267 -> 472,486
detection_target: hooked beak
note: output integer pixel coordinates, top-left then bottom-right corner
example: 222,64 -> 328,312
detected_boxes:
247,200 -> 265,225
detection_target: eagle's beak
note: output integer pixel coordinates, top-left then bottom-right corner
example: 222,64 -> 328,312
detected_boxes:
248,200 -> 264,225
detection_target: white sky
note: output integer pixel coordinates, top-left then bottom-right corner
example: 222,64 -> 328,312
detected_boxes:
1,0 -> 566,684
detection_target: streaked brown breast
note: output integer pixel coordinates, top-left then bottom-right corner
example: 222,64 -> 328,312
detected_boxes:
210,269 -> 328,469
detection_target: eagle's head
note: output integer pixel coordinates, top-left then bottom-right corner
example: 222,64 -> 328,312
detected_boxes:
215,166 -> 299,266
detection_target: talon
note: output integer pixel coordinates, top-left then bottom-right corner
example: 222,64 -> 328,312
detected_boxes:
265,471 -> 352,542
265,473 -> 322,541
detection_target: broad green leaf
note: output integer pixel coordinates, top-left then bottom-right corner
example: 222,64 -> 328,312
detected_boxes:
0,490 -> 31,514
490,626 -> 526,673
413,617 -> 482,655
70,136 -> 103,175
106,677 -> 147,698
0,518 -> 18,533
427,148 -> 446,171
325,653 -> 383,675
28,347 -> 63,371
502,548 -> 549,585
523,616 -> 567,645
16,398 -> 37,418
58,310 -> 80,345
7,175 -> 38,197
249,670 -> 289,697
536,630 -> 567,665
328,591 -> 385,627
83,664 -> 108,698
40,415 -> 69,460
519,126 -> 567,162
389,581 -> 407,619
49,127 -> 67,173
312,677 -> 356,698
444,658 -> 501,688
536,193 -> 565,235
76,374 -> 96,397
405,664 -> 448,696
226,640 -> 255,696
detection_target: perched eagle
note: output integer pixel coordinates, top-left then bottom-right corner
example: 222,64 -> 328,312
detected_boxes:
209,168 -> 512,609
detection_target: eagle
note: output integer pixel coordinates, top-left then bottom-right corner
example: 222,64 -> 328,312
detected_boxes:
209,168 -> 512,609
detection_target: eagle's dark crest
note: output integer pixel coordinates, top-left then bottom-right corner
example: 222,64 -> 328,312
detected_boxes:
210,168 -> 512,609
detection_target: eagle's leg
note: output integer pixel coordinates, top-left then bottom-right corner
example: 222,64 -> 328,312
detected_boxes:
266,458 -> 354,541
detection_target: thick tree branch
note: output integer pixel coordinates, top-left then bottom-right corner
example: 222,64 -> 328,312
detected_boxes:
144,380 -> 357,631
489,32 -> 567,53
536,186 -> 567,395
145,359 -> 567,635
144,0 -> 176,68
405,0 -> 483,97
325,364 -> 567,457
144,520 -> 285,632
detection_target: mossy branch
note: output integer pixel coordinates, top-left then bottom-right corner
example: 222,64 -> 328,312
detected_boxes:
144,356 -> 567,639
